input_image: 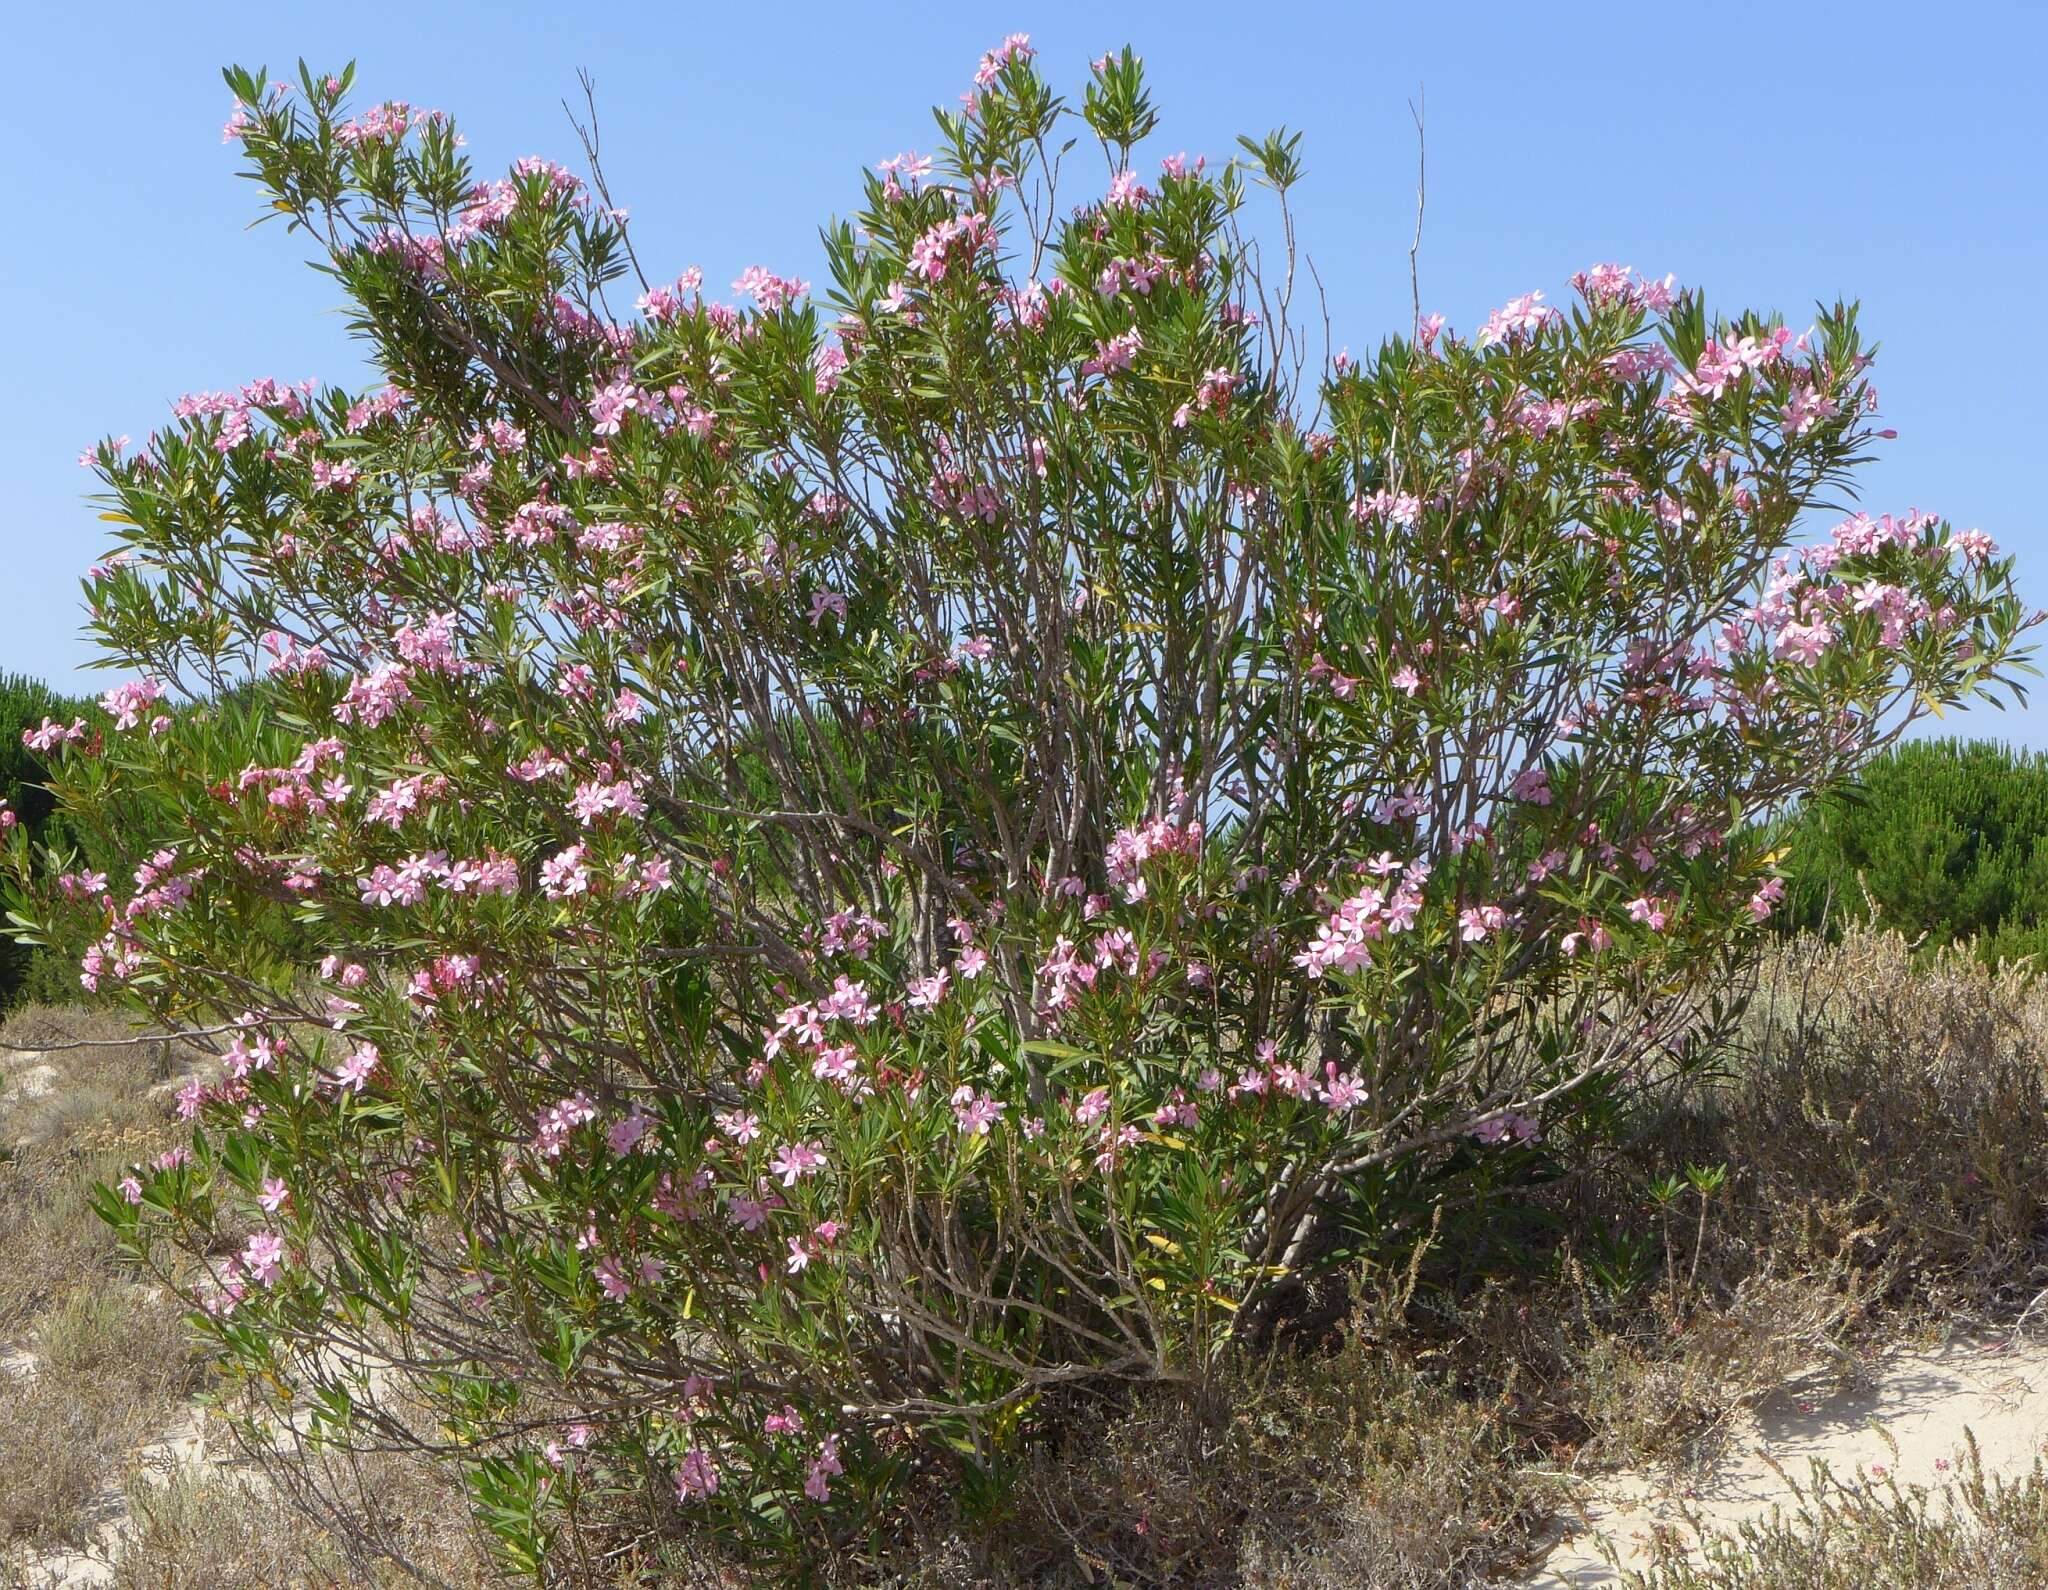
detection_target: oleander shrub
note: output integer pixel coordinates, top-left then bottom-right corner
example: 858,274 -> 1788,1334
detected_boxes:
1781,738 -> 2048,964
4,37 -> 2034,1578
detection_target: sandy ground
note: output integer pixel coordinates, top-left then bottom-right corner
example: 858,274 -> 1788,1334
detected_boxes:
1526,1335 -> 2048,1585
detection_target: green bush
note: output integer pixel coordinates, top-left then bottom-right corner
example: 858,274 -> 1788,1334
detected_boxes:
1781,739 -> 2048,964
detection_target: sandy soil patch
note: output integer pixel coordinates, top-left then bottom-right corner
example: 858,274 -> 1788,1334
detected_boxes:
1528,1335 -> 2048,1585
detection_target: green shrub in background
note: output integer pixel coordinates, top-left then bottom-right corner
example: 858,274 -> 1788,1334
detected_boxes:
1780,738 -> 2048,965
0,672 -> 96,1010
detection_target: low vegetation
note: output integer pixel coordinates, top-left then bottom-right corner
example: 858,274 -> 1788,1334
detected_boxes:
1634,1442 -> 2048,1589
5,921 -> 2045,1584
0,1009 -> 199,1561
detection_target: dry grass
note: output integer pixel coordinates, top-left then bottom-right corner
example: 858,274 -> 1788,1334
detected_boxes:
96,1447 -> 497,1590
0,1006 -> 202,1557
0,1004 -> 188,1335
0,1003 -> 493,1585
956,1346 -> 1553,1588
1388,925 -> 2048,1479
0,1004 -> 186,1144
0,1154 -> 127,1339
1630,1439 -> 2048,1588
0,1287 -> 200,1549
103,1469 -> 347,1589
1675,924 -> 2048,1328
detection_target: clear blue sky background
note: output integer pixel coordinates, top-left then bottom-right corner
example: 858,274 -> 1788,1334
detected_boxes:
5,2 -> 2043,736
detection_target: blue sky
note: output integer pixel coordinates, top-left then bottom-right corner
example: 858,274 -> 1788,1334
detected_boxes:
5,1 -> 2044,735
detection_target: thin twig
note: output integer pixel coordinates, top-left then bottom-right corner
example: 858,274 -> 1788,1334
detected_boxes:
0,1022 -> 239,1053
566,69 -> 652,297
1408,88 -> 1426,337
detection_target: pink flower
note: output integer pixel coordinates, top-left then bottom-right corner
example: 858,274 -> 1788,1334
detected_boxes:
1104,169 -> 1151,209
1626,895 -> 1670,932
874,150 -> 934,200
1093,1123 -> 1142,1173
732,266 -> 810,312
1082,327 -> 1143,377
1782,383 -> 1839,436
309,456 -> 360,492
907,213 -> 991,282
540,845 -> 592,899
1474,291 -> 1558,348
1570,262 -> 1676,313
99,677 -> 166,732
1953,528 -> 1997,565
334,662 -> 414,728
1155,1092 -> 1199,1129
1458,904 -> 1507,943
595,1254 -> 632,1299
951,1086 -> 1004,1136
1351,489 -> 1421,529
1510,767 -> 1552,805
907,970 -> 950,1009
811,1043 -> 858,1087
1561,919 -> 1613,957
769,1140 -> 826,1186
22,716 -> 89,754
675,1448 -> 720,1501
1320,1067 -> 1368,1112
257,1177 -> 291,1213
1103,815 -> 1202,901
568,779 -> 646,826
608,1108 -> 655,1155
533,1092 -> 598,1159
328,1042 -> 380,1093
241,1230 -> 287,1286
805,1432 -> 843,1502
1773,619 -> 1834,665
974,32 -> 1034,87
1473,1111 -> 1540,1146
